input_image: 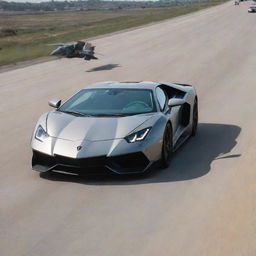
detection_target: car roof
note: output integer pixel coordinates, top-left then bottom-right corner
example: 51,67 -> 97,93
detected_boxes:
85,81 -> 161,90
84,81 -> 193,94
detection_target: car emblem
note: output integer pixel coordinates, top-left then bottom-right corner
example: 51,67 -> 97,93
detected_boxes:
77,146 -> 82,151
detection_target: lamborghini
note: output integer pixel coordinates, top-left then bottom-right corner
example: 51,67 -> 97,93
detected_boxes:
31,81 -> 198,175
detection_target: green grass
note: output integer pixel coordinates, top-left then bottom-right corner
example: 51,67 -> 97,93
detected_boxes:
0,1 -> 226,66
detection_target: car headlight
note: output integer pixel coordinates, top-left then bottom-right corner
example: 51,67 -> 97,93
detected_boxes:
125,127 -> 151,143
35,125 -> 49,142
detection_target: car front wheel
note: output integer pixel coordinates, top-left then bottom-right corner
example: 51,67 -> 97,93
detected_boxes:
160,123 -> 173,168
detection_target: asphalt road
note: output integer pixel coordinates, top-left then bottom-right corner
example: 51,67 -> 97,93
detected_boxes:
1,1 -> 256,255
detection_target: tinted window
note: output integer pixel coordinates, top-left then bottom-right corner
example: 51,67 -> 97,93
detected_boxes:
59,88 -> 156,116
156,87 -> 167,111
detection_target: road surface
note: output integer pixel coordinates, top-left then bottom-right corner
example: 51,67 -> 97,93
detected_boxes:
1,1 -> 256,255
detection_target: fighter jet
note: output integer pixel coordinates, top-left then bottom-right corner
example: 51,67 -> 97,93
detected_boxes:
50,41 -> 98,61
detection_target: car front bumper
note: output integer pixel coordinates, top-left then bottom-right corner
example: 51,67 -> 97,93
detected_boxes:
31,131 -> 163,175
32,150 -> 153,175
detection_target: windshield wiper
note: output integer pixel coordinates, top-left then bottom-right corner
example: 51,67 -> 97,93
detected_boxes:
92,113 -> 153,117
92,113 -> 128,117
59,110 -> 92,117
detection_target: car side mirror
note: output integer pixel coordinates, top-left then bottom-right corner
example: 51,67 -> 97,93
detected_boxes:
168,98 -> 185,107
48,99 -> 61,108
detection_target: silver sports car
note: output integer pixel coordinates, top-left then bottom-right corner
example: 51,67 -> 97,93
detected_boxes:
31,81 -> 198,175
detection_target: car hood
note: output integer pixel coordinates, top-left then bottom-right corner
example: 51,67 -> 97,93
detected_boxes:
46,111 -> 156,141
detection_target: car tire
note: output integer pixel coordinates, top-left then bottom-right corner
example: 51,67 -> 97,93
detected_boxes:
191,98 -> 198,136
160,123 -> 173,168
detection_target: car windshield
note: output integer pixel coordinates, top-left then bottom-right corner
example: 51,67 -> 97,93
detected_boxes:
58,88 -> 156,116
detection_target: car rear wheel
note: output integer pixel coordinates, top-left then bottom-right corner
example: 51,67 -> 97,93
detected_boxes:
160,123 -> 173,168
191,98 -> 198,136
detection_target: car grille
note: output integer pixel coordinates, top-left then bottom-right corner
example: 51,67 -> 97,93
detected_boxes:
32,151 -> 150,174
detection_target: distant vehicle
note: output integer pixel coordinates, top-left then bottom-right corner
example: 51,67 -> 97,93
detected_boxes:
234,0 -> 239,5
50,41 -> 98,61
31,81 -> 198,175
248,5 -> 256,12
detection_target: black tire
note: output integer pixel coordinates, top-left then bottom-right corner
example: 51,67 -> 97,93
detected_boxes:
191,98 -> 198,136
160,123 -> 173,168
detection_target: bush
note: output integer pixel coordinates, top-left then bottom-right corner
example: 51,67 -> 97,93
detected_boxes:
0,28 -> 17,37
